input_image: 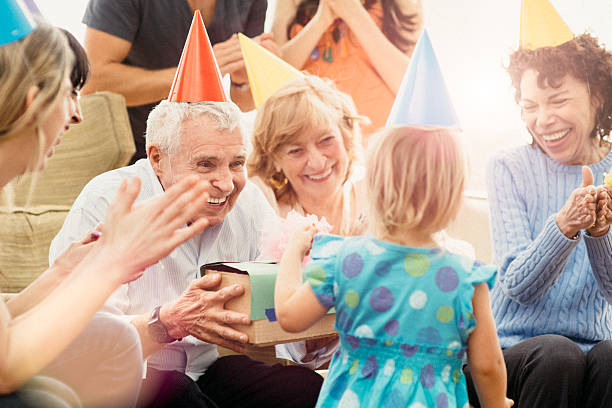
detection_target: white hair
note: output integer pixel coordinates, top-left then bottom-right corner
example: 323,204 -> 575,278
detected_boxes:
145,100 -> 244,154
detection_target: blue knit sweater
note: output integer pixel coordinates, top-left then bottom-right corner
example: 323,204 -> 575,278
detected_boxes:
486,144 -> 612,352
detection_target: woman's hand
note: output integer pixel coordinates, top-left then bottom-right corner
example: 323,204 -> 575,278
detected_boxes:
587,186 -> 612,236
91,176 -> 211,284
314,0 -> 337,28
556,166 -> 598,238
50,224 -> 103,279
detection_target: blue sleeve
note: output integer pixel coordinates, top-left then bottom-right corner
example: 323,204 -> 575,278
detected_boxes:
585,230 -> 612,303
83,0 -> 141,43
487,153 -> 579,306
304,234 -> 344,310
458,259 -> 497,342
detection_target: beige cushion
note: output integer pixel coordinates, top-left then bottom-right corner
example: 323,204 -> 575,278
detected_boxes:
448,193 -> 493,263
0,92 -> 135,293
7,92 -> 135,208
0,207 -> 69,293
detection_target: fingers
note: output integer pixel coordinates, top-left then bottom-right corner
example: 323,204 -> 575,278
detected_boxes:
108,177 -> 142,218
193,273 -> 223,290
581,165 -> 594,187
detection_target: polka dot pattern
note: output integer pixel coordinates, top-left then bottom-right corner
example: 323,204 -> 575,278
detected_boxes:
342,253 -> 363,278
409,290 -> 427,309
345,290 -> 360,308
338,389 -> 360,408
354,325 -> 374,339
362,355 -> 379,378
436,266 -> 459,292
384,319 -> 399,336
400,368 -> 413,384
404,253 -> 430,276
375,260 -> 392,277
303,235 -> 492,408
383,359 -> 395,376
436,305 -> 454,323
349,359 -> 359,375
420,364 -> 436,389
370,286 -> 394,312
417,327 -> 441,344
306,266 -> 326,287
436,393 -> 449,408
401,344 -> 419,357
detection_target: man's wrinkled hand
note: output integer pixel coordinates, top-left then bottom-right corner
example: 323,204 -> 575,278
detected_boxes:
162,273 -> 251,353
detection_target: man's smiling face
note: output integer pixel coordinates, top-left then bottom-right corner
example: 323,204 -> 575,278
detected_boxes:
154,116 -> 247,226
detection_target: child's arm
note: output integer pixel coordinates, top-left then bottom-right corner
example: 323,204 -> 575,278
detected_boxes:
275,227 -> 329,333
467,283 -> 514,408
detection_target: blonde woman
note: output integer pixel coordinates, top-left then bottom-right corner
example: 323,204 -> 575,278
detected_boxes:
249,75 -> 366,237
0,21 -> 211,407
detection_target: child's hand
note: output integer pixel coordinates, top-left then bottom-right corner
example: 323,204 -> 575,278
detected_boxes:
505,397 -> 515,407
287,224 -> 316,259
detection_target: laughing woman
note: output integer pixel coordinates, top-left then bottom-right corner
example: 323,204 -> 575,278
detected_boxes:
464,34 -> 612,408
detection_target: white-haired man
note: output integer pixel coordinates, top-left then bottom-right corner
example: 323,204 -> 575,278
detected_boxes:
50,101 -> 323,407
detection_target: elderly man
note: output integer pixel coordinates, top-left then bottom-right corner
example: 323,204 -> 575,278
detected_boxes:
50,101 -> 323,408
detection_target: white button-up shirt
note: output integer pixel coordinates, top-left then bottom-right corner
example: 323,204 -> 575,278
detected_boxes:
50,159 -> 279,380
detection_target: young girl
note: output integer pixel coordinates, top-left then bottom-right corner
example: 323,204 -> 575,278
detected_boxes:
275,126 -> 512,407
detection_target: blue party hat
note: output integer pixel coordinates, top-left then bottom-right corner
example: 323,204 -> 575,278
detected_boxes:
386,29 -> 459,128
0,0 -> 37,46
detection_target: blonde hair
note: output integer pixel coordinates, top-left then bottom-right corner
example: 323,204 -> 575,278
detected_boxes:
366,126 -> 466,239
247,75 -> 367,205
0,21 -> 72,176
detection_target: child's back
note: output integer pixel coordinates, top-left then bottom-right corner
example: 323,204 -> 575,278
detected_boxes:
306,234 -> 496,407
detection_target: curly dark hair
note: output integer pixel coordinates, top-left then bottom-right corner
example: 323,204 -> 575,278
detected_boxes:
507,34 -> 612,142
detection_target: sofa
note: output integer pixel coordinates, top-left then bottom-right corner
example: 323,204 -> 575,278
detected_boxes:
0,91 -> 135,296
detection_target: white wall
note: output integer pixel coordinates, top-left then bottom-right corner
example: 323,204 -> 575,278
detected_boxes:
37,0 -> 612,191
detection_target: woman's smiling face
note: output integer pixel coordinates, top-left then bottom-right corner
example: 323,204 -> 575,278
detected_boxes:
519,69 -> 601,165
275,124 -> 349,202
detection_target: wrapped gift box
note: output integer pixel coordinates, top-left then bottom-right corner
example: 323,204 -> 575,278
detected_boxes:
201,261 -> 336,347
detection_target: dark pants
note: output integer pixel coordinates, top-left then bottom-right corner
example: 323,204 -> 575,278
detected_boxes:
463,334 -> 612,408
138,355 -> 324,408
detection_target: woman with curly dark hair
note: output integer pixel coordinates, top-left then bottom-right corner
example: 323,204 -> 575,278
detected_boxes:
463,34 -> 612,408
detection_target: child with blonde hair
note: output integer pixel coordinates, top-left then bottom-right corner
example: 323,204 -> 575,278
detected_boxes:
275,126 -> 513,407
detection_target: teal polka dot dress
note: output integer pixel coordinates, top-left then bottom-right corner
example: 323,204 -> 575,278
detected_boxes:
305,234 -> 497,408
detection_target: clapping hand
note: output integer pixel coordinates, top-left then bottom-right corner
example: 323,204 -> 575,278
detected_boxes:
556,166 -> 598,238
92,175 -> 211,284
588,180 -> 612,237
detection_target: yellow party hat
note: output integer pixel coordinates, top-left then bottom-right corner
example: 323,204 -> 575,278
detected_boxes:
520,0 -> 573,50
238,33 -> 303,108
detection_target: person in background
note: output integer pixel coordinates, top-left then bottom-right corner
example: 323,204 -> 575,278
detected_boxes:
272,0 -> 423,142
464,33 -> 612,408
81,0 -> 275,163
0,20 -> 212,408
275,126 -> 512,407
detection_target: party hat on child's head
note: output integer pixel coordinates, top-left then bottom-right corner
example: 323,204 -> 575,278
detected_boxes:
0,0 -> 37,47
386,29 -> 459,128
238,33 -> 303,109
520,0 -> 573,50
168,10 -> 226,102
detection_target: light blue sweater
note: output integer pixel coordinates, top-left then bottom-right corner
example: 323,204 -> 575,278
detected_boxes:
486,144 -> 612,352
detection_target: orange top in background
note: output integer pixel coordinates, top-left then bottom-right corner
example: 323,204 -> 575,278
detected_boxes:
290,3 -> 394,143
